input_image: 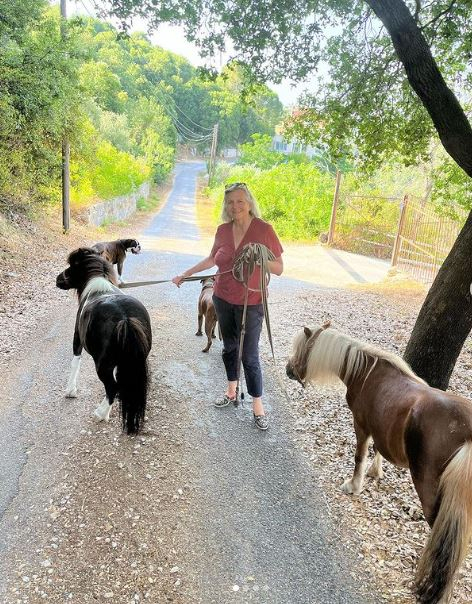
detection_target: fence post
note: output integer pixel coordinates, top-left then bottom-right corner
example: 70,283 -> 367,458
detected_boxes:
391,194 -> 409,267
327,170 -> 342,245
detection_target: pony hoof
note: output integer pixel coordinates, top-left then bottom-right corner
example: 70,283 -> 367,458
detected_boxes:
93,405 -> 111,422
341,480 -> 355,494
93,410 -> 104,422
65,389 -> 77,398
196,331 -> 203,336
202,347 -> 210,353
93,410 -> 110,423
367,468 -> 384,479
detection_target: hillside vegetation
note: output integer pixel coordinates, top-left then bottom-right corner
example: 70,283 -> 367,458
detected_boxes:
0,0 -> 283,217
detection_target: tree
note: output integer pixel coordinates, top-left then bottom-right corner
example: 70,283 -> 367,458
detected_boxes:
0,0 -> 83,204
97,0 -> 472,391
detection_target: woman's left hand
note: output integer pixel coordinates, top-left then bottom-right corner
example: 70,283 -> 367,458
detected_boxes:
172,275 -> 185,287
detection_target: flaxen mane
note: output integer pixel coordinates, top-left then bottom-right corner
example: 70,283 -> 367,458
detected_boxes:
300,327 -> 426,386
286,324 -> 472,602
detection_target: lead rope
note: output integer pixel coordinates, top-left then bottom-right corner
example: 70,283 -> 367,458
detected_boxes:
118,272 -> 232,289
232,243 -> 290,408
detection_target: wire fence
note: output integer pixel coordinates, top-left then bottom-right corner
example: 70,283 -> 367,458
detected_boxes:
394,198 -> 467,284
327,174 -> 468,284
331,192 -> 402,260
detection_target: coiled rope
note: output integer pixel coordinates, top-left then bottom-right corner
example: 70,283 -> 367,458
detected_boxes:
231,243 -> 276,406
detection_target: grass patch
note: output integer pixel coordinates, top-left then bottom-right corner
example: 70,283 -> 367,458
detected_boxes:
137,193 -> 160,212
195,173 -> 218,238
349,268 -> 427,299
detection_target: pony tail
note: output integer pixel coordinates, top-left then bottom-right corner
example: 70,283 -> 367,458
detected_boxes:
114,318 -> 151,434
415,442 -> 472,603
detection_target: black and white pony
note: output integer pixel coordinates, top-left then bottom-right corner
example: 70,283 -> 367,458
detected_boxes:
56,247 -> 152,434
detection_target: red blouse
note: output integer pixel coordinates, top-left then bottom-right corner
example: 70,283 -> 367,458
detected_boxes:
210,217 -> 284,305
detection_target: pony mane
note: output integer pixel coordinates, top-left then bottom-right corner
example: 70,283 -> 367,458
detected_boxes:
304,327 -> 425,386
66,247 -> 117,298
81,276 -> 117,300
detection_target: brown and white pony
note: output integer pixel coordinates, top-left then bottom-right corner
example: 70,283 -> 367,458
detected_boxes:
56,248 -> 152,434
286,322 -> 472,604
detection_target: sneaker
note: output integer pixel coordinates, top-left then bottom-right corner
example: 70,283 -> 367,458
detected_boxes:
215,394 -> 236,408
254,414 -> 269,431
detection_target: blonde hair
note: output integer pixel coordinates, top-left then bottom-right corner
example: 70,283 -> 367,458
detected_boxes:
221,183 -> 262,222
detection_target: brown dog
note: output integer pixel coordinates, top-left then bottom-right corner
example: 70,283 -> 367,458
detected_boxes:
91,238 -> 141,283
196,277 -> 217,352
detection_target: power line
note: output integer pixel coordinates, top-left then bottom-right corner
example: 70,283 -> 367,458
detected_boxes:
173,122 -> 213,142
85,0 -> 103,17
79,0 -> 94,17
172,115 -> 213,140
158,100 -> 212,141
155,86 -> 214,134
73,0 -> 95,17
173,124 -> 213,143
152,89 -> 215,143
174,123 -> 213,139
174,103 -> 214,132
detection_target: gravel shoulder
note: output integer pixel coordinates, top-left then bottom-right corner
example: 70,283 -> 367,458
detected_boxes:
267,281 -> 472,604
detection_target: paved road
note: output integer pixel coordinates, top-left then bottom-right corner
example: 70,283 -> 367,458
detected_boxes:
0,161 -> 383,603
117,161 -> 382,603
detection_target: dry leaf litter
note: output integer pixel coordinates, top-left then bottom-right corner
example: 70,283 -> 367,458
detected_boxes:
266,286 -> 472,604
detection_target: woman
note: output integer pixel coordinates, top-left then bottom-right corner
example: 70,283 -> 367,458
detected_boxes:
172,182 -> 283,430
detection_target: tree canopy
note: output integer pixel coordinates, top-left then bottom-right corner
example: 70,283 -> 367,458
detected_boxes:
0,1 -> 283,209
100,0 -> 472,174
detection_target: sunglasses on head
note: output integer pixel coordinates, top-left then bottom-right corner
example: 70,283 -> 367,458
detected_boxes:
224,182 -> 248,191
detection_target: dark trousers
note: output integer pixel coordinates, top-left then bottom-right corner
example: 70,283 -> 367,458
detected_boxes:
213,295 -> 264,398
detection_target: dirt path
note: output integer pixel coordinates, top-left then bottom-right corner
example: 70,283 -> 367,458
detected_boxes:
1,162 -> 472,603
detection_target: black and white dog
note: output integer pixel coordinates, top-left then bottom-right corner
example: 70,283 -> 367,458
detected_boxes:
91,238 -> 141,283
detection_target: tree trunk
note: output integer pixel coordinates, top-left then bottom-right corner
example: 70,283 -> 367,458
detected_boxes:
403,211 -> 472,389
364,0 -> 472,178
365,0 -> 472,389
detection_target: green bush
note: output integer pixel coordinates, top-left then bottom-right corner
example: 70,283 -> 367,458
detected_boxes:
71,137 -> 150,206
208,162 -> 334,241
91,141 -> 150,199
237,133 -> 285,169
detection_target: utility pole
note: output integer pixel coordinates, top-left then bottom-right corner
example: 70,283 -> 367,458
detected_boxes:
208,123 -> 219,185
60,0 -> 70,233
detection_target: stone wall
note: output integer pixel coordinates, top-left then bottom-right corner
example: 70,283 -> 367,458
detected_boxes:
86,181 -> 151,227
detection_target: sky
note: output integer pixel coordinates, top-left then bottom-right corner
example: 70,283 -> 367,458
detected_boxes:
66,0 -> 315,107
147,24 -> 314,107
